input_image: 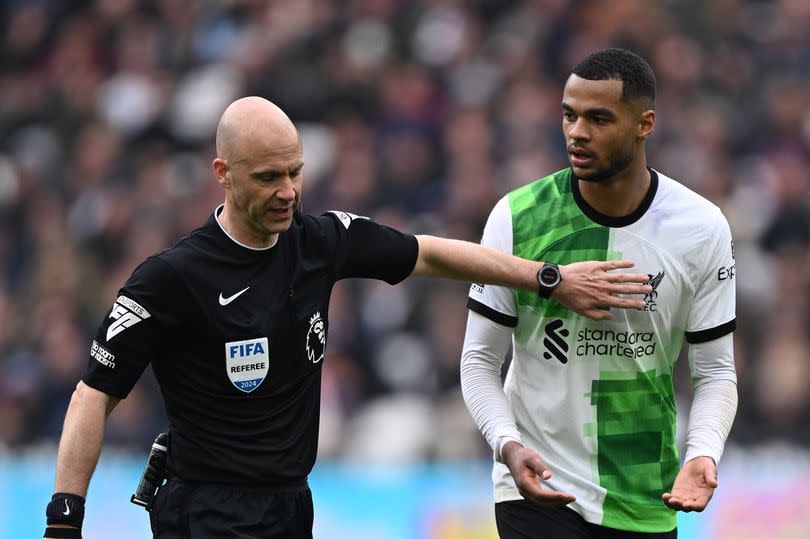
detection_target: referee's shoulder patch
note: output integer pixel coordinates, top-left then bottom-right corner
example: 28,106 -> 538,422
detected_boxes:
327,210 -> 369,229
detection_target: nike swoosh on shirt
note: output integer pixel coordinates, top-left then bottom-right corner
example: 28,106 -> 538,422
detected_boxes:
63,499 -> 71,516
219,287 -> 250,306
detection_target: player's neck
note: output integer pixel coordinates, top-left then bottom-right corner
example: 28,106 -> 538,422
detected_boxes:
578,161 -> 651,218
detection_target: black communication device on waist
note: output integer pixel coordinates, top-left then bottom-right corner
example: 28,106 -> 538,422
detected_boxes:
130,432 -> 169,511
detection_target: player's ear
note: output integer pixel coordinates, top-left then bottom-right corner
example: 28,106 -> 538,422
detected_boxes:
637,109 -> 655,140
213,158 -> 231,188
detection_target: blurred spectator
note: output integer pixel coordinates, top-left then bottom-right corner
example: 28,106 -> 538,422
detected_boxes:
0,0 -> 808,458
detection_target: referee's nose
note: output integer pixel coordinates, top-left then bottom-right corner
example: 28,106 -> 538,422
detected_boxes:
274,176 -> 297,203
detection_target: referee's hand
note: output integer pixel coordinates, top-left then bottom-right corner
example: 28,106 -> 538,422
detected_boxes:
502,441 -> 576,508
556,260 -> 652,321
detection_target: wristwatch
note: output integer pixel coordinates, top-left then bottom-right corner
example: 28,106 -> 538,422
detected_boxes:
537,263 -> 562,298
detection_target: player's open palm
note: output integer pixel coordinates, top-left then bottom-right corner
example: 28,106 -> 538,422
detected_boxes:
501,441 -> 576,509
662,456 -> 718,512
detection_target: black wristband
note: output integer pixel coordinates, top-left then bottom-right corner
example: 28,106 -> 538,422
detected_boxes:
44,526 -> 82,539
45,493 -> 85,529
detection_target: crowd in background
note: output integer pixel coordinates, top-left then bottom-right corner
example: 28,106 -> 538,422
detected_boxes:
0,0 -> 808,462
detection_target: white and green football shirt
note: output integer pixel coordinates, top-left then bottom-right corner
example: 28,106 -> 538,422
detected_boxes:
467,168 -> 736,532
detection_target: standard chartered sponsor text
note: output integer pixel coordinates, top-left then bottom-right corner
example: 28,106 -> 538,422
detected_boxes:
576,328 -> 656,358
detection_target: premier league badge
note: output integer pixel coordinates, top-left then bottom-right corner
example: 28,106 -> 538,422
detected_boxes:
225,337 -> 269,393
306,311 -> 326,364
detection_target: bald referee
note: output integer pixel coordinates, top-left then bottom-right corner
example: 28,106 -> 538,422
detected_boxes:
43,97 -> 652,539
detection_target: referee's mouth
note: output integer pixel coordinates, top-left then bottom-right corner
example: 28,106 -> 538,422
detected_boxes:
269,206 -> 293,219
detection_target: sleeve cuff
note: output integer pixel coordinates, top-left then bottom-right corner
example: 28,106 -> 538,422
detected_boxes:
683,445 -> 720,466
494,435 -> 524,464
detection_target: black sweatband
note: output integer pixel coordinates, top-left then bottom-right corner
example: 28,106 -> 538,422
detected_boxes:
44,526 -> 82,538
45,493 -> 85,528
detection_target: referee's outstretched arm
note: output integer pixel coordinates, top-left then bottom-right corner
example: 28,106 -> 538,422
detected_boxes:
411,234 -> 651,321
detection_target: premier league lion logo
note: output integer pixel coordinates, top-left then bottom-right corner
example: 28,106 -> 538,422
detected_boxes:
306,311 -> 326,364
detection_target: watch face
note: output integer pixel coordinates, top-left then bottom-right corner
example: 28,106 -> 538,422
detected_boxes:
540,266 -> 560,286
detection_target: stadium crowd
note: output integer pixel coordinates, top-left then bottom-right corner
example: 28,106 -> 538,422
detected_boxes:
1,0 -> 809,460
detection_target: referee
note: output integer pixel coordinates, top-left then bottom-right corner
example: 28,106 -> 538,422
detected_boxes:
43,97 -> 651,539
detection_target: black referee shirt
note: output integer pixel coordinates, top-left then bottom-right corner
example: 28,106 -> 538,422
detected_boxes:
82,207 -> 418,485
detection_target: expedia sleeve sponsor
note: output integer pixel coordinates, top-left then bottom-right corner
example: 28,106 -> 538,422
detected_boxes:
685,212 -> 736,339
717,264 -> 735,281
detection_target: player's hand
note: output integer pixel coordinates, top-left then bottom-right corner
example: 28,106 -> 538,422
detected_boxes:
501,441 -> 576,508
662,456 -> 718,512
556,260 -> 651,320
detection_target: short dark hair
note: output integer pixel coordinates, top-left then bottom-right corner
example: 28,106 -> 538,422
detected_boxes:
571,48 -> 656,108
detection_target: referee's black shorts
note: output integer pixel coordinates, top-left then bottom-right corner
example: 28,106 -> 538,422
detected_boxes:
495,500 -> 677,539
150,477 -> 313,538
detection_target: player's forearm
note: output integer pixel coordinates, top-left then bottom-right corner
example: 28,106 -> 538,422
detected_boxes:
53,382 -> 118,496
684,334 -> 737,464
461,359 -> 524,460
413,236 -> 650,322
684,378 -> 737,464
413,235 -> 538,290
460,311 -> 523,460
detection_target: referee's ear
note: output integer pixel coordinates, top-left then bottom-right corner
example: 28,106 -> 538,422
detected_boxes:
213,157 -> 231,189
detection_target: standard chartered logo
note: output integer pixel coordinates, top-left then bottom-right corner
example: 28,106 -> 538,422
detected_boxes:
576,327 -> 656,358
541,321 -> 658,363
543,319 -> 569,364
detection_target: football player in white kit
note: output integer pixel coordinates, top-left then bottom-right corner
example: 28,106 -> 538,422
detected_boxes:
462,48 -> 737,538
